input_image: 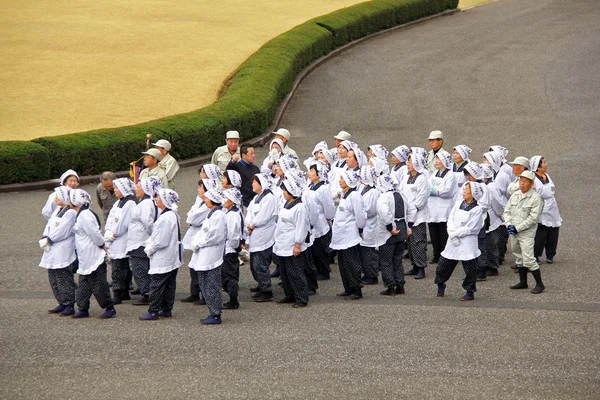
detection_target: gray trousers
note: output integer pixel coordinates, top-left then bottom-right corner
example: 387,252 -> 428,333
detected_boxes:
48,266 -> 77,306
198,267 -> 222,317
76,263 -> 113,310
280,251 -> 310,305
250,247 -> 273,292
360,246 -> 379,280
148,269 -> 178,314
338,245 -> 363,292
221,253 -> 240,299
129,247 -> 150,295
380,240 -> 405,288
408,223 -> 427,268
434,256 -> 478,293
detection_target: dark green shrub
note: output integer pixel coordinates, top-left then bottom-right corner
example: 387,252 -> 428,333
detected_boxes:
0,141 -> 51,183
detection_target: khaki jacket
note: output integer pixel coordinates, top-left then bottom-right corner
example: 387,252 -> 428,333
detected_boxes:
504,187 -> 544,234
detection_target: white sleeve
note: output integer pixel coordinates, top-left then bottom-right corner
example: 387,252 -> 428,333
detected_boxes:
352,192 -> 367,229
82,211 -> 105,247
42,193 -> 57,221
47,210 -> 76,243
413,175 -> 429,211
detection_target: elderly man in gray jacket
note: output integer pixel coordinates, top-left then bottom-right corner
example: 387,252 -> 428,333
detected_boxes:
504,170 -> 545,294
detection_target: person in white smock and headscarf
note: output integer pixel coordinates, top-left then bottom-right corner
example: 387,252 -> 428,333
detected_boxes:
39,186 -> 78,316
139,189 -> 182,320
104,178 -> 137,305
358,165 -> 381,285
70,189 -> 117,319
434,182 -> 485,301
42,169 -> 80,221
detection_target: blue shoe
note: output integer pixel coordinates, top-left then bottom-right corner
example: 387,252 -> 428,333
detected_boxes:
48,304 -> 66,314
270,266 -> 280,278
58,306 -> 75,317
139,312 -> 159,321
316,274 -> 330,281
461,291 -> 475,301
415,268 -> 425,280
437,283 -> 446,297
201,315 -> 222,325
99,307 -> 116,319
158,310 -> 172,318
71,309 -> 89,319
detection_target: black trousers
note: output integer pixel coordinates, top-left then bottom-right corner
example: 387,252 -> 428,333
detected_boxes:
48,266 -> 77,306
129,247 -> 150,295
484,228 -> 501,270
189,267 -> 200,297
304,247 -> 319,291
408,223 -> 427,268
221,253 -> 240,299
434,256 -> 478,293
311,230 -> 332,275
360,246 -> 379,280
337,245 -> 363,292
380,240 -> 405,288
280,251 -> 310,305
148,269 -> 178,314
534,224 -> 559,259
76,263 -> 113,310
497,225 -> 508,262
428,222 -> 448,262
111,257 -> 132,292
250,247 -> 273,292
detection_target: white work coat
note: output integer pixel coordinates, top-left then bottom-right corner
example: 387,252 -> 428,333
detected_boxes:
246,190 -> 277,252
399,172 -> 429,226
39,207 -> 77,270
145,209 -> 182,274
224,207 -> 243,255
182,197 -> 209,250
274,199 -> 310,257
189,208 -> 226,271
306,181 -> 335,239
330,189 -> 367,250
534,174 -> 562,228
105,198 -> 136,259
427,169 -> 457,223
74,209 -> 106,275
126,197 -> 156,252
360,186 -> 380,248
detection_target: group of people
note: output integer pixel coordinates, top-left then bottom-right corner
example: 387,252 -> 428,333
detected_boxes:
38,128 -> 562,324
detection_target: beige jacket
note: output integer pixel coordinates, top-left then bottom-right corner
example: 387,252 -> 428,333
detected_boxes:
504,187 -> 544,234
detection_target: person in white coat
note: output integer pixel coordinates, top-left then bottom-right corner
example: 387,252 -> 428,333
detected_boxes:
260,139 -> 285,176
330,170 -> 367,300
359,165 -> 381,285
221,188 -> 244,310
376,174 -> 413,296
488,145 -> 512,265
180,179 -> 217,304
42,169 -> 80,221
427,150 -> 457,264
434,182 -> 485,301
190,188 -> 227,325
39,186 -> 78,316
246,173 -> 278,302
477,163 -> 505,281
126,176 -> 161,306
530,156 -> 562,264
274,177 -> 311,308
306,160 -> 335,280
104,178 -> 137,304
69,189 -> 117,319
139,189 -> 182,320
401,151 -> 430,280
390,145 -> 410,187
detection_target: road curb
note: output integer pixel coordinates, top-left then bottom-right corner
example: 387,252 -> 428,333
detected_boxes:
0,8 -> 459,194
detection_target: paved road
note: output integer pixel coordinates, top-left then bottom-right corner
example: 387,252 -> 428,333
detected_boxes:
1,0 -> 599,398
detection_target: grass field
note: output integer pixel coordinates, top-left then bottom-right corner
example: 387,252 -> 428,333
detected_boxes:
0,0 -> 364,141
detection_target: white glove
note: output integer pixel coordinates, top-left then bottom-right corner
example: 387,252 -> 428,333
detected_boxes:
269,149 -> 280,162
39,238 -> 51,252
144,247 -> 153,258
103,230 -> 115,243
105,249 -> 115,260
450,236 -> 461,247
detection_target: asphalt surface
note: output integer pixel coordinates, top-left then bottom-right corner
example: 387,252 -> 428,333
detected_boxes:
1,0 -> 599,398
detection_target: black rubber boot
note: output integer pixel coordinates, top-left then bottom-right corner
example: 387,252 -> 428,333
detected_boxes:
530,269 -> 545,294
510,267 -> 528,289
223,297 -> 240,309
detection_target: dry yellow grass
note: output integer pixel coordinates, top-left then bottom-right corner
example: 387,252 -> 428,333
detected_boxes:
0,0 -> 365,141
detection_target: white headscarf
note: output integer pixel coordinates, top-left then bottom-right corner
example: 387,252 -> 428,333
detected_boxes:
464,162 -> 484,181
490,145 -> 509,160
157,188 -> 180,211
392,145 -> 410,163
224,170 -> 242,188
59,169 -> 79,185
436,149 -> 453,170
308,160 -> 330,182
529,155 -> 543,172
282,177 -> 304,198
69,189 -> 92,207
369,144 -> 389,160
481,163 -> 495,180
201,179 -> 218,192
223,187 -> 242,206
466,182 -> 486,202
409,152 -> 426,173
204,188 -> 224,205
140,176 -> 161,198
113,178 -> 135,197
312,141 -> 329,156
202,164 -> 223,181
340,170 -> 360,188
270,138 -> 285,153
411,147 -> 428,171
278,154 -> 299,174
483,151 -> 503,172
377,174 -> 396,193
360,165 -> 377,186
320,149 -> 335,165
454,145 -> 472,162
54,186 -> 71,205
254,173 -> 271,191
369,157 -> 389,176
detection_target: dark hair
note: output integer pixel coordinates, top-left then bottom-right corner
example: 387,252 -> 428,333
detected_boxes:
241,144 -> 253,156
197,180 -> 207,190
251,176 -> 261,186
348,149 -> 357,161
309,164 -> 319,176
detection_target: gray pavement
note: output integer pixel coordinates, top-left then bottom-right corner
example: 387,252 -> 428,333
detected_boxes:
1,0 -> 600,398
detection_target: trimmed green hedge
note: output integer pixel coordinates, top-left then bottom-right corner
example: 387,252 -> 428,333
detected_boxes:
1,0 -> 458,185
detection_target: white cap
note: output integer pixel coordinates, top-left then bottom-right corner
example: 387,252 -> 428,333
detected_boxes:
334,130 -> 352,141
226,130 -> 240,139
142,148 -> 163,161
520,170 -> 535,181
428,130 -> 443,140
152,139 -> 171,151
509,156 -> 530,168
273,128 -> 291,141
